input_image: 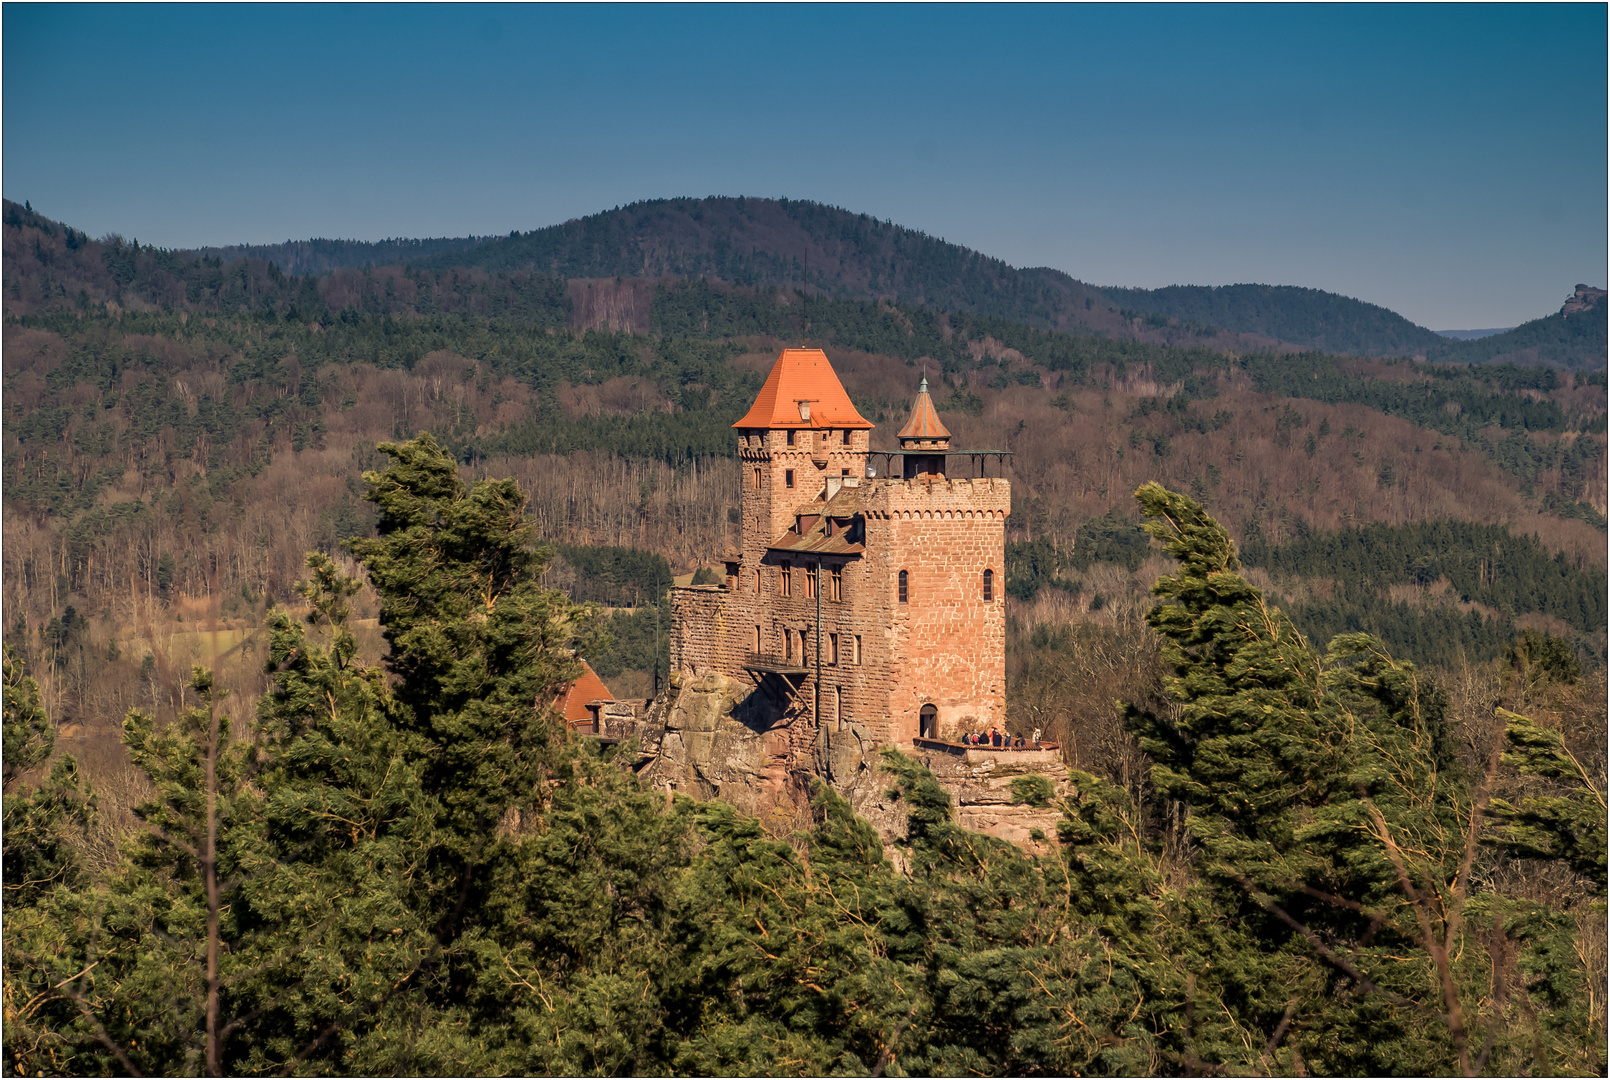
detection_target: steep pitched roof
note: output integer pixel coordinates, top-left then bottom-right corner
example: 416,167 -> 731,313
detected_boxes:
557,659 -> 615,725
768,483 -> 867,556
732,348 -> 874,430
896,376 -> 951,442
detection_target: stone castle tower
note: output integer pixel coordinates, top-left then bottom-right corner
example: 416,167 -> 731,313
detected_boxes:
670,348 -> 1010,771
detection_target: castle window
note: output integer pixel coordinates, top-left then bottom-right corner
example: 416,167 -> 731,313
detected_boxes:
754,625 -> 761,653
853,634 -> 863,664
785,469 -> 795,489
898,570 -> 908,604
754,568 -> 762,593
983,568 -> 995,602
780,561 -> 793,598
805,563 -> 817,599
784,628 -> 793,661
830,565 -> 843,602
829,633 -> 839,666
786,429 -> 795,446
752,466 -> 761,489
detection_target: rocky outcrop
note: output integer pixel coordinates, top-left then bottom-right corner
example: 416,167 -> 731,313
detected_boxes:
908,744 -> 1071,853
633,673 -> 780,811
1562,284 -> 1607,317
603,676 -> 1070,851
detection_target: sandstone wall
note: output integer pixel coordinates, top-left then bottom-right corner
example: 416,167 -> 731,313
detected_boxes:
669,585 -> 730,677
737,426 -> 869,548
860,477 -> 1010,744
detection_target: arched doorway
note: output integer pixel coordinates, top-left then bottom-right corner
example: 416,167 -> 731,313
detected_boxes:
919,704 -> 938,740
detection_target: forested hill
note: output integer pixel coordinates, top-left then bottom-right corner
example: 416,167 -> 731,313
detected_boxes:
1100,283 -> 1451,358
408,196 -> 1450,353
10,196 -> 1599,364
418,196 -> 1604,364
412,196 -> 1124,334
1425,285 -> 1607,369
188,235 -> 491,276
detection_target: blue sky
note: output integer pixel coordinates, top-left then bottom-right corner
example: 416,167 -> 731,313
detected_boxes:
4,3 -> 1603,328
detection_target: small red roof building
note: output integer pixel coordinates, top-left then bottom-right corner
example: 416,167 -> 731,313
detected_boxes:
557,659 -> 615,731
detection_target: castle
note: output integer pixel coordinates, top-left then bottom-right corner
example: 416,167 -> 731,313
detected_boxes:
670,348 -> 1011,771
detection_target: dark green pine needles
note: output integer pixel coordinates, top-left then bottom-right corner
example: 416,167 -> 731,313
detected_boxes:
3,459 -> 1603,1077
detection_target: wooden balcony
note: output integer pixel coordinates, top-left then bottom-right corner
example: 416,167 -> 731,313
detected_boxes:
742,652 -> 810,677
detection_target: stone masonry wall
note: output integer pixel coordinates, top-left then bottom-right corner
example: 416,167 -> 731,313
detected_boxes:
670,585 -> 729,677
860,477 -> 1010,744
736,427 -> 868,559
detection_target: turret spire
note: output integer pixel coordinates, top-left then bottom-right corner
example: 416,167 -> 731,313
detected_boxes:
896,374 -> 951,479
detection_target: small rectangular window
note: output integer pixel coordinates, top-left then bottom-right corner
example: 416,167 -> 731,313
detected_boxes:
853,635 -> 862,665
754,625 -> 761,653
805,563 -> 817,599
898,570 -> 908,604
786,429 -> 795,446
784,628 -> 793,661
780,561 -> 792,597
785,469 -> 795,489
829,633 -> 839,666
752,466 -> 762,489
831,566 -> 843,602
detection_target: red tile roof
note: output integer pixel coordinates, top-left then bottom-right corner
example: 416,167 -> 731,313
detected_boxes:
732,349 -> 874,430
896,376 -> 951,442
558,659 -> 615,725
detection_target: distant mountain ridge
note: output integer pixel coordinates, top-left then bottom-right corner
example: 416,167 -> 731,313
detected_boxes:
189,235 -> 490,275
1436,327 -> 1515,341
417,196 -> 1117,334
1435,285 -> 1606,369
5,196 -> 1601,365
403,197 -> 1604,364
1101,282 -> 1449,358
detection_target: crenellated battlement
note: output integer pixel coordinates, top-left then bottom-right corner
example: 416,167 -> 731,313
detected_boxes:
859,476 -> 1011,519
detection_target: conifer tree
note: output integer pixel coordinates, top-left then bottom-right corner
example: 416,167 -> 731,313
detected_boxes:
1126,482 -> 1604,1075
2,645 -> 94,906
228,553 -> 441,1074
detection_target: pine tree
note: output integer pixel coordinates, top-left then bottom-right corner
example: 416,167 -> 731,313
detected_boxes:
1125,482 -> 1605,1075
2,645 -> 94,906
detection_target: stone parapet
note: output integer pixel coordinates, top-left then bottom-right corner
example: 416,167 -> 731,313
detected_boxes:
859,476 -> 1011,520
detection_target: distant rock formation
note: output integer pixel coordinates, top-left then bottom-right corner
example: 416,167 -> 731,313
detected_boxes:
1562,284 -> 1607,317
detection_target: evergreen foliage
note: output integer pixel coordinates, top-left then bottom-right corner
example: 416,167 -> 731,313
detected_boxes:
1124,482 -> 1605,1075
2,647 -> 94,908
3,456 -> 1605,1076
549,543 -> 672,607
1103,282 -> 1450,356
1488,709 -> 1607,889
1004,539 -> 1081,601
1433,295 -> 1608,370
1241,519 -> 1608,666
